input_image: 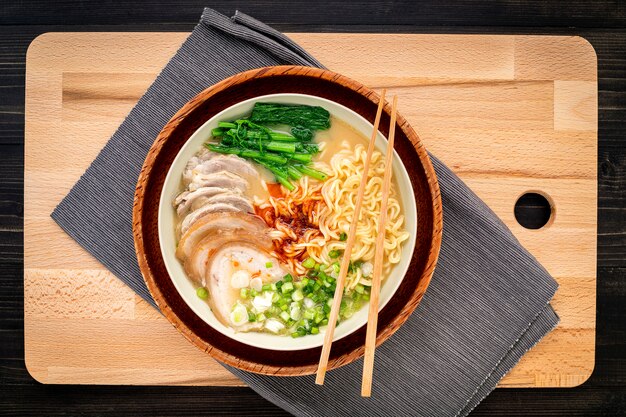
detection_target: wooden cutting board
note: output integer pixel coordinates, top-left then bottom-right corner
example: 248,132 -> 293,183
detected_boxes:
24,33 -> 597,388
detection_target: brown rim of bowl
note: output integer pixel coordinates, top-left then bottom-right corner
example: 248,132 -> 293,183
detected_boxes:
133,65 -> 443,376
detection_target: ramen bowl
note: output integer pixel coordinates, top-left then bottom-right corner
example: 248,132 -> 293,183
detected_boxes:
133,66 -> 442,375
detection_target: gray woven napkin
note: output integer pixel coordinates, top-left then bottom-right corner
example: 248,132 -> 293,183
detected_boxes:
51,8 -> 559,417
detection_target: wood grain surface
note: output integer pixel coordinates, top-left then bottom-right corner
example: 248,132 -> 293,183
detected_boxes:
24,32 -> 596,388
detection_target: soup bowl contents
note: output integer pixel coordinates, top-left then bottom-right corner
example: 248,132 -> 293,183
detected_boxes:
160,93 -> 417,349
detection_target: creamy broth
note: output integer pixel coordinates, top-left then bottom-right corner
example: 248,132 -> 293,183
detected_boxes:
316,116 -> 368,165
241,167 -> 272,201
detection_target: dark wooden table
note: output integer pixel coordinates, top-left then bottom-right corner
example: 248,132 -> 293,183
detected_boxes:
1,1 -> 625,416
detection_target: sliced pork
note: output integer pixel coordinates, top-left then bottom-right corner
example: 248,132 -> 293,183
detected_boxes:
206,243 -> 287,330
175,151 -> 261,236
187,171 -> 248,192
175,186 -> 236,217
176,211 -> 286,331
176,211 -> 268,260
191,154 -> 257,178
179,194 -> 254,234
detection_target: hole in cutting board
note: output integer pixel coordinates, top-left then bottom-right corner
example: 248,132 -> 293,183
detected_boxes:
514,192 -> 554,230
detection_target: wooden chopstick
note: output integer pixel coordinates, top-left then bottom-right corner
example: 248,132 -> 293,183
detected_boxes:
315,89 -> 387,385
361,95 -> 398,397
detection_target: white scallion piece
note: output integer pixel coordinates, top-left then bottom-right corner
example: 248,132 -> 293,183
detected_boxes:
230,270 -> 250,289
250,277 -> 263,291
361,261 -> 373,277
230,303 -> 249,326
252,291 -> 273,313
264,318 -> 285,333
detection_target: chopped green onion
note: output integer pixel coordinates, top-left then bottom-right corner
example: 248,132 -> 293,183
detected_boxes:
248,311 -> 257,322
339,232 -> 347,241
281,282 -> 294,293
196,287 -> 209,300
268,306 -> 280,315
302,257 -> 316,269
290,304 -> 302,321
283,274 -> 293,282
314,311 -> 325,324
240,288 -> 249,299
328,249 -> 341,259
265,261 -> 273,268
292,289 -> 304,302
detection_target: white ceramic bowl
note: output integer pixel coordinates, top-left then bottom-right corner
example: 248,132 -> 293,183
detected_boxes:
158,93 -> 417,351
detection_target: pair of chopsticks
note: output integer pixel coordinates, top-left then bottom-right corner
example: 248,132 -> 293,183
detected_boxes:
315,89 -> 398,397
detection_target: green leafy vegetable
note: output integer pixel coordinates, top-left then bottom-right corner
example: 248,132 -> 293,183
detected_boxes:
206,103 -> 331,189
294,165 -> 328,181
291,125 -> 314,141
250,102 -> 331,131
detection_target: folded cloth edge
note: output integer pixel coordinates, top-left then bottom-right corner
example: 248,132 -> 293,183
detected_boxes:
456,304 -> 559,417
